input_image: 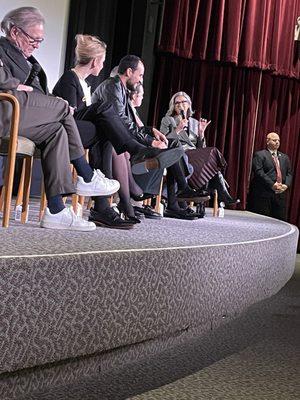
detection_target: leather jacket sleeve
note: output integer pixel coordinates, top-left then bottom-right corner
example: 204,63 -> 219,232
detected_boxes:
92,77 -> 154,146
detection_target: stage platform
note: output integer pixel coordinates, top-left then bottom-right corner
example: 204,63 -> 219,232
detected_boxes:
0,204 -> 298,399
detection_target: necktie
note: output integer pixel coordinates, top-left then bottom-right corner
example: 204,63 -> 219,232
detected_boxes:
272,153 -> 282,183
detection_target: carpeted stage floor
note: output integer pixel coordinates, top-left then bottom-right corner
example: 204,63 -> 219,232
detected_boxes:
18,258 -> 300,399
0,203 -> 296,256
0,202 -> 299,399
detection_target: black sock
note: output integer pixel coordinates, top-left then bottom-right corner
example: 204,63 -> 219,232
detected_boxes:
48,195 -> 65,214
93,197 -> 110,212
72,156 -> 93,182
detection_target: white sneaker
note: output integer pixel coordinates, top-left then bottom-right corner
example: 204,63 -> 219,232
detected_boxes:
76,169 -> 120,196
40,207 -> 96,231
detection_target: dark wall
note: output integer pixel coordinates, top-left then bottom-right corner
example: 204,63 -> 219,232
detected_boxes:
65,0 -> 164,122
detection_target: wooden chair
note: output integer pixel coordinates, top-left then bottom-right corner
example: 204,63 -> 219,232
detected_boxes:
0,93 -> 38,227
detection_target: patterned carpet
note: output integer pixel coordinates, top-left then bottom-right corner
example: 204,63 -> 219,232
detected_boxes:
0,203 -> 296,257
130,263 -> 300,400
4,259 -> 299,400
130,340 -> 300,400
0,202 -> 299,399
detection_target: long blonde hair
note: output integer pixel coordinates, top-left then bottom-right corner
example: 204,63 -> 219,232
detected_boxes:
75,34 -> 106,65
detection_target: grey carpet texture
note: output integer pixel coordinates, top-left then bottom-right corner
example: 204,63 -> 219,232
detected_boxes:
0,203 -> 299,399
0,205 -> 296,257
4,268 -> 299,400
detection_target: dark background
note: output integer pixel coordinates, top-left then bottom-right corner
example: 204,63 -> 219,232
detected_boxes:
63,0 -> 300,235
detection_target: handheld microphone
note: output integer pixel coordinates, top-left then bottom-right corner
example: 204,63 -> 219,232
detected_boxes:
180,109 -> 186,119
24,63 -> 41,86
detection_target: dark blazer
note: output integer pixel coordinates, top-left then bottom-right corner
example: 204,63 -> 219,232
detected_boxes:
92,75 -> 154,146
0,37 -> 48,94
53,70 -> 86,114
249,149 -> 293,198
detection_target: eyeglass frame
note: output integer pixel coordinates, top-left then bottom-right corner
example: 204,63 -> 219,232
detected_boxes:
174,100 -> 189,106
15,25 -> 44,45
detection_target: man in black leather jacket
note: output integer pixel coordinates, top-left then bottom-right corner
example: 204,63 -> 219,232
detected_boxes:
92,55 -> 209,220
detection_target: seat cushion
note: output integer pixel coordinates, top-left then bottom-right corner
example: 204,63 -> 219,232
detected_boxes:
0,136 -> 36,157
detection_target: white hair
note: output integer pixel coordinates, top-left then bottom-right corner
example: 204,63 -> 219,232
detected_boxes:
1,7 -> 45,35
166,91 -> 194,117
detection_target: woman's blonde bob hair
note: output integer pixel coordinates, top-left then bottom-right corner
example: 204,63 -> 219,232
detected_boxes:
75,34 -> 106,65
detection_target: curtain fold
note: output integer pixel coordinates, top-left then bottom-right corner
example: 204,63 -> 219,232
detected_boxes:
149,54 -> 300,227
159,0 -> 300,78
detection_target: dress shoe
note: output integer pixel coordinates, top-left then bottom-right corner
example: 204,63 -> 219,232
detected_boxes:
88,207 -> 134,229
124,215 -> 141,224
133,205 -> 162,219
164,208 -> 198,220
131,147 -> 184,175
224,198 -> 241,206
184,206 -> 204,218
176,186 -> 210,200
131,193 -> 154,201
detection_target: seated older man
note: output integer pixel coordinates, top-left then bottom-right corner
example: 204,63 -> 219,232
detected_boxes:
0,49 -> 119,230
0,6 -> 134,230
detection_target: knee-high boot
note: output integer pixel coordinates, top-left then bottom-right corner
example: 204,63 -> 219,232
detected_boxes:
208,172 -> 239,205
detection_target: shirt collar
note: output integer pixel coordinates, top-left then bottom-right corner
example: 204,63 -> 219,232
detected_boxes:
268,149 -> 278,156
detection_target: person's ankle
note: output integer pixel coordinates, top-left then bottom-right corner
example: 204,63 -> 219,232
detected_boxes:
47,195 -> 65,214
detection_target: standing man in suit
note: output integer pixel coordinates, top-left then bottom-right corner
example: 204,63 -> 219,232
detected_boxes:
248,132 -> 293,221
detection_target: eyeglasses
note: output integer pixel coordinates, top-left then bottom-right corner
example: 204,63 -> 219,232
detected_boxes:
16,26 -> 44,45
174,100 -> 188,106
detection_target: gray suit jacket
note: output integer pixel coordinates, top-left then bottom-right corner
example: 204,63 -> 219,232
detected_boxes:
160,115 -> 206,150
0,55 -> 20,135
0,37 -> 48,94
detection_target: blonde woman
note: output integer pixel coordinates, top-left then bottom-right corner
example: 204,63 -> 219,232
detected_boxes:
53,34 -> 145,227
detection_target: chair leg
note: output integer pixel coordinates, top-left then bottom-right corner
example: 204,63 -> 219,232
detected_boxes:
15,158 -> 25,207
87,198 -> 93,210
3,152 -> 18,228
71,165 -> 78,212
21,156 -> 33,223
154,176 -> 164,213
0,185 -> 4,212
39,179 -> 47,221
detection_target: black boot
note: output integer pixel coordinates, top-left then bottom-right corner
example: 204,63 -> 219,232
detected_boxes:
208,172 -> 239,205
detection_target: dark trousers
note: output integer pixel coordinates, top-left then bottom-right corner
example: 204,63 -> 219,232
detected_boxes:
75,101 -> 145,179
16,91 -> 84,198
248,193 -> 287,221
76,101 -> 136,155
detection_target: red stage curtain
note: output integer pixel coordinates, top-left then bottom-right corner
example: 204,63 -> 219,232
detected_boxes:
159,0 -> 300,78
150,0 -> 300,230
150,54 -> 300,228
255,75 -> 300,225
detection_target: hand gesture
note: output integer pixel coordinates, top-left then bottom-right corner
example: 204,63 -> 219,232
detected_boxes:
175,116 -> 188,133
153,128 -> 168,146
151,139 -> 167,149
198,118 -> 211,138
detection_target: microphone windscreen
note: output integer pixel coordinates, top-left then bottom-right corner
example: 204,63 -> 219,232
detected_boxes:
180,109 -> 185,119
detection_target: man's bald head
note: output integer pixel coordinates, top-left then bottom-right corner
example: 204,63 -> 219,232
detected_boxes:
266,132 -> 280,151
